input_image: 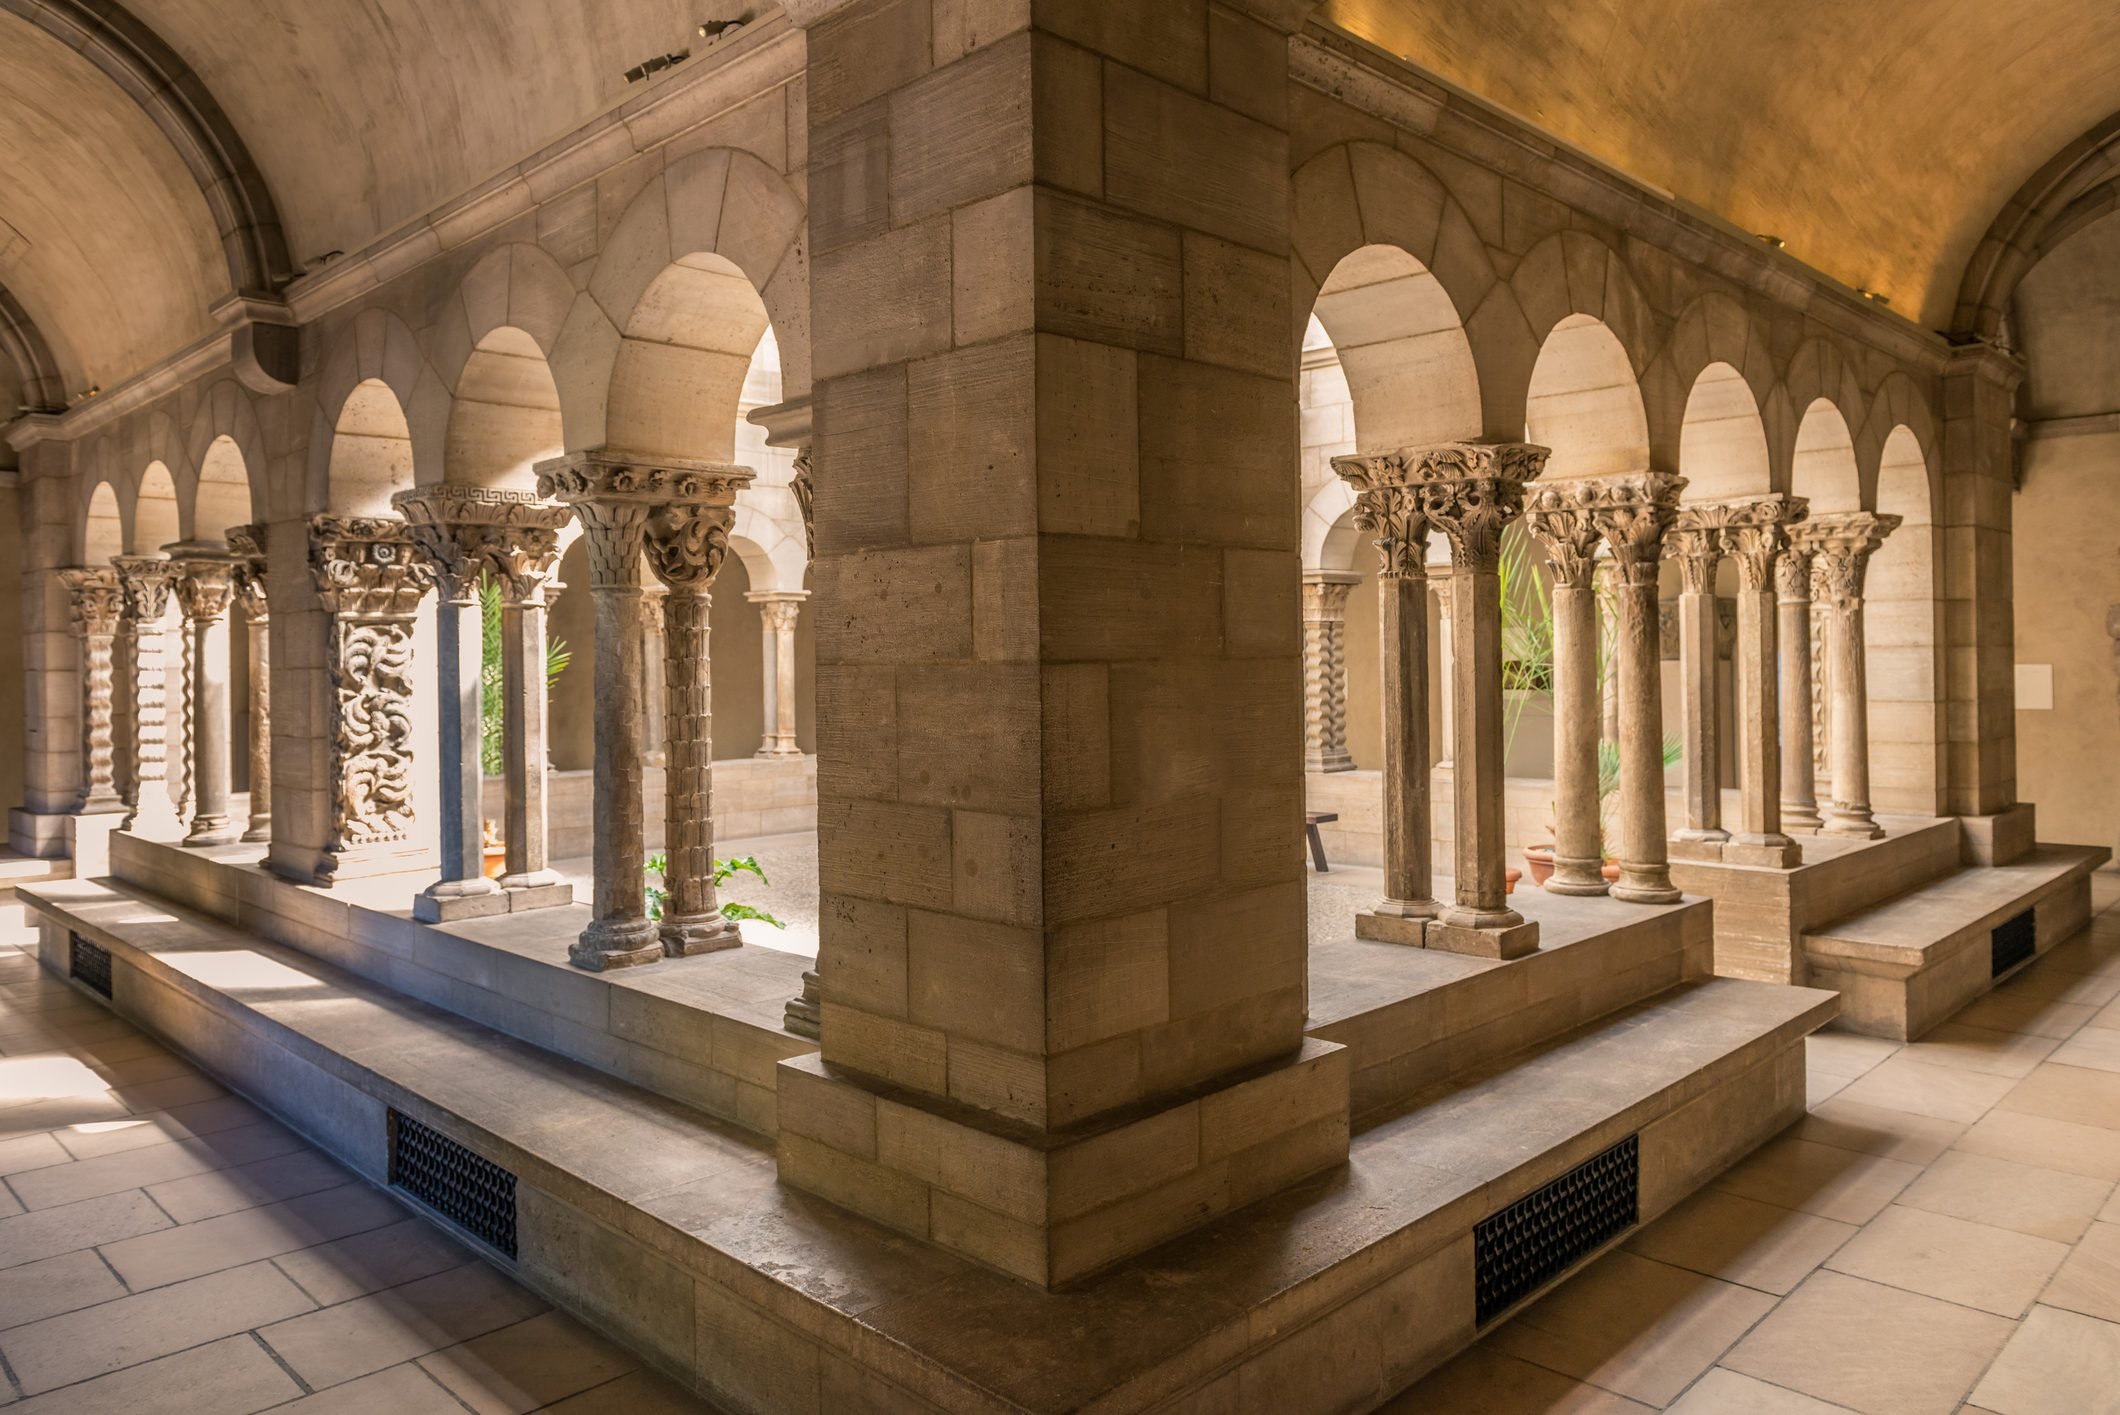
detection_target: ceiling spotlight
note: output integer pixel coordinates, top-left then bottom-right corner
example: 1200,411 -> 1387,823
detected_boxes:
698,13 -> 748,40
1858,289 -> 1891,306
1756,234 -> 1785,250
624,49 -> 691,83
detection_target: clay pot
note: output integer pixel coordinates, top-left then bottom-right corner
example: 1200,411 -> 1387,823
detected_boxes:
1504,865 -> 1522,895
1521,844 -> 1556,887
1601,860 -> 1622,882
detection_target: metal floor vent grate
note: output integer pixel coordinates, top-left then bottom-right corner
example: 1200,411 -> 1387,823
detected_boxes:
69,933 -> 113,999
389,1111 -> 518,1259
1474,1134 -> 1639,1326
1992,907 -> 2036,978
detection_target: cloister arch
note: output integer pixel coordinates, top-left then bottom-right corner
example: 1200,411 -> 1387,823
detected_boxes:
1789,398 -> 1862,513
132,462 -> 180,555
1677,363 -> 1773,499
194,436 -> 251,544
324,380 -> 416,516
78,479 -> 122,566
444,329 -> 564,490
1866,423 -> 1946,815
1525,313 -> 1651,481
307,310 -> 440,514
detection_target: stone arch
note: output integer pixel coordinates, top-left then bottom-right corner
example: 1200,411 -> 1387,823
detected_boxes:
1866,418 -> 1946,816
433,243 -> 575,489
1855,372 -> 1942,512
76,460 -> 124,565
1677,362 -> 1773,500
308,309 -> 439,514
184,379 -> 268,526
1498,232 -> 1661,452
132,460 -> 182,554
1648,293 -> 1778,474
1525,314 -> 1651,481
1952,111 -> 2120,339
1778,338 -> 1868,497
562,148 -> 810,454
194,436 -> 253,543
0,284 -> 66,411
1789,398 -> 1862,514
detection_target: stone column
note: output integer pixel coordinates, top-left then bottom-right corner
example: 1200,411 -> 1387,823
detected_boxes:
1341,443 -> 1548,959
1596,558 -> 1622,742
1776,534 -> 1823,831
1432,577 -> 1456,767
111,556 -> 183,837
489,526 -> 570,899
1299,573 -> 1357,773
644,471 -> 755,957
1719,495 -> 1807,867
227,527 -> 272,844
1939,343 -> 2023,817
1666,509 -> 1727,857
1811,511 -> 1902,840
167,544 -> 244,847
749,591 -> 808,758
641,586 -> 668,766
1592,473 -> 1687,904
57,568 -> 125,815
1523,484 -> 1609,896
307,516 -> 437,882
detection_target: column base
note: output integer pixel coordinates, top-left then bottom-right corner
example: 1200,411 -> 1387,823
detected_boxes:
785,970 -> 821,1040
1427,913 -> 1540,960
570,918 -> 665,972
10,808 -> 71,860
1544,855 -> 1610,896
1670,832 -> 1731,863
1611,866 -> 1682,906
662,913 -> 743,957
182,815 -> 243,848
413,876 -> 507,924
240,819 -> 272,844
1353,897 -> 1439,946
1820,811 -> 1885,841
1723,835 -> 1802,868
752,743 -> 804,759
1780,801 -> 1824,833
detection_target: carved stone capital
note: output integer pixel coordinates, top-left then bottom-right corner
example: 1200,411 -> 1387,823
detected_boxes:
751,591 -> 806,633
1346,484 -> 1430,579
1335,441 -> 1548,572
536,450 -> 753,592
644,502 -> 738,590
790,446 -> 815,562
1798,511 -> 1902,608
166,543 -> 242,623
392,486 -> 572,603
110,555 -> 177,623
226,525 -> 270,620
57,566 -> 124,637
1520,481 -> 1609,587
1582,472 -> 1689,586
1681,493 -> 1809,592
1775,543 -> 1817,602
309,515 -> 436,620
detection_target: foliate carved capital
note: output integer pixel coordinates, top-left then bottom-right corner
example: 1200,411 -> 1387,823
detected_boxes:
536,449 -> 754,593
1799,511 -> 1902,608
790,447 -> 814,563
1775,544 -> 1816,601
1347,485 -> 1430,579
1520,482 -> 1609,588
1300,572 -> 1358,621
309,515 -> 436,620
57,566 -> 124,637
750,592 -> 807,634
110,555 -> 177,623
1334,441 -> 1548,573
226,525 -> 270,620
1582,472 -> 1689,587
1677,494 -> 1809,592
644,502 -> 738,590
174,560 -> 240,623
392,486 -> 572,602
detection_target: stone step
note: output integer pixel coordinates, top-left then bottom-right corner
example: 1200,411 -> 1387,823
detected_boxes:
17,871 -> 1832,1414
1803,842 -> 2111,1039
0,848 -> 72,899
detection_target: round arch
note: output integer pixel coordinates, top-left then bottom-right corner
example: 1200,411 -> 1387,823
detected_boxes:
194,435 -> 252,542
1677,361 -> 1772,499
78,478 -> 123,565
1866,423 -> 1946,816
307,309 -> 441,514
184,379 -> 267,525
132,461 -> 181,553
1525,314 -> 1650,480
325,379 -> 415,516
1790,398 -> 1861,512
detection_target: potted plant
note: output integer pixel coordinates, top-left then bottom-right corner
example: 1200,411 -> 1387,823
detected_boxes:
478,572 -> 571,855
645,853 -> 785,933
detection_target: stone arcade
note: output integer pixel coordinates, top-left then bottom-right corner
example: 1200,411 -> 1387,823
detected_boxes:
2,2 -> 2119,1412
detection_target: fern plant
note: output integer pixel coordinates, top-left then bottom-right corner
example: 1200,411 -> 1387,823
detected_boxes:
478,574 -> 572,779
644,852 -> 784,930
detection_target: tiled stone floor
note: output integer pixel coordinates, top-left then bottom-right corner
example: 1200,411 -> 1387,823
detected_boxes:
1,871 -> 2116,1414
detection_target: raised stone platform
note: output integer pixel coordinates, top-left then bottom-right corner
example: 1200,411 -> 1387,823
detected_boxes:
16,871 -> 1831,1413
1803,843 -> 2110,1039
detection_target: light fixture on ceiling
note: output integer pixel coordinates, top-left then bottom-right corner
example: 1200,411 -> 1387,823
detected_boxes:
1858,289 -> 1891,307
699,12 -> 749,41
625,49 -> 691,83
1756,234 -> 1785,250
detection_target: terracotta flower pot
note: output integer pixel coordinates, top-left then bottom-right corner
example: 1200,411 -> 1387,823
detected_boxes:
1504,865 -> 1522,895
1521,843 -> 1556,887
1601,860 -> 1622,882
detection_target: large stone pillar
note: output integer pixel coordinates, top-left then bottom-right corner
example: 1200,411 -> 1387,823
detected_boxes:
227,527 -> 272,844
775,0 -> 1347,1289
166,545 -> 244,847
1666,509 -> 1727,857
1776,534 -> 1823,831
1939,343 -> 2023,817
1592,473 -> 1687,904
1811,511 -> 1901,840
111,556 -> 184,838
1523,483 -> 1610,896
56,568 -> 125,816
1720,495 -> 1807,867
1328,473 -> 1433,941
644,474 -> 755,957
1299,572 -> 1357,773
306,516 -> 436,882
749,591 -> 808,759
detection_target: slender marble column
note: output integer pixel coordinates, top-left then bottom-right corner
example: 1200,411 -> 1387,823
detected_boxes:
1810,512 -> 1901,840
1721,495 -> 1807,867
58,568 -> 126,815
1592,473 -> 1687,904
641,586 -> 668,767
1432,577 -> 1456,767
1776,535 -> 1824,831
647,484 -> 754,957
1596,558 -> 1622,743
167,545 -> 243,846
111,557 -> 183,837
1666,511 -> 1727,854
1523,485 -> 1609,895
227,527 -> 271,844
749,591 -> 807,759
491,534 -> 568,894
1299,573 -> 1357,773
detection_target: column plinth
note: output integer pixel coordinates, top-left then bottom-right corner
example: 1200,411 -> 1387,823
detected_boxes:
111,557 -> 184,837
1523,485 -> 1610,896
228,527 -> 272,844
1810,512 -> 1901,840
57,568 -> 126,816
1776,540 -> 1824,831
748,591 -> 808,759
1718,496 -> 1807,867
1591,473 -> 1688,904
1299,572 -> 1358,774
166,544 -> 245,847
1666,513 -> 1727,857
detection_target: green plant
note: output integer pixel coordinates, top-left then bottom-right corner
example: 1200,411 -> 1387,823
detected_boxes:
478,574 -> 572,780
1592,733 -> 1683,859
1497,523 -> 1554,770
644,852 -> 784,930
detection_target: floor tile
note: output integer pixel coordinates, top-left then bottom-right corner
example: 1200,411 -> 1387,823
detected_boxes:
9,1121 -> 306,1210
0,1133 -> 70,1178
1823,1204 -> 2069,1317
1484,1251 -> 1776,1406
2038,1220 -> 2120,1323
1952,992 -> 2098,1041
258,1261 -> 545,1389
0,1260 -> 314,1394
1380,1344 -> 1652,1413
1664,1368 -> 1860,1412
1968,1304 -> 2120,1415
0,1248 -> 126,1329
1999,964 -> 2120,1007
1723,1270 -> 2014,1415
1894,1150 -> 2114,1242
53,1095 -> 270,1159
144,1147 -> 349,1224
1903,1023 -> 2061,1079
268,1363 -> 472,1414
1624,1188 -> 1857,1296
0,1190 -> 170,1270
109,1073 -> 226,1112
99,1182 -> 406,1290
1806,1033 -> 1902,1081
2046,1026 -> 2120,1075
1999,1063 -> 2120,1132
270,1216 -> 475,1306
416,1310 -> 636,1415
0,1333 -> 300,1415
1835,1055 -> 2021,1123
1713,1137 -> 1922,1224
1795,1099 -> 1970,1166
1807,1071 -> 1852,1107
1952,1110 -> 2120,1180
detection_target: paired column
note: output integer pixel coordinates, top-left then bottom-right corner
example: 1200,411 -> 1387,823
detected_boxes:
1432,578 -> 1456,767
1591,473 -> 1688,904
227,527 -> 272,844
1809,512 -> 1902,840
1720,496 -> 1808,867
1776,536 -> 1824,831
749,591 -> 807,758
489,531 -> 569,894
1522,484 -> 1610,896
166,544 -> 244,847
537,451 -> 752,971
307,516 -> 437,881
1299,573 -> 1358,773
1666,510 -> 1727,857
111,557 -> 183,837
56,568 -> 125,816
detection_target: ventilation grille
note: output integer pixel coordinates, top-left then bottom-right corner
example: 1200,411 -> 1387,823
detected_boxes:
69,933 -> 113,999
389,1111 -> 517,1259
1474,1134 -> 1639,1325
1992,907 -> 2036,978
